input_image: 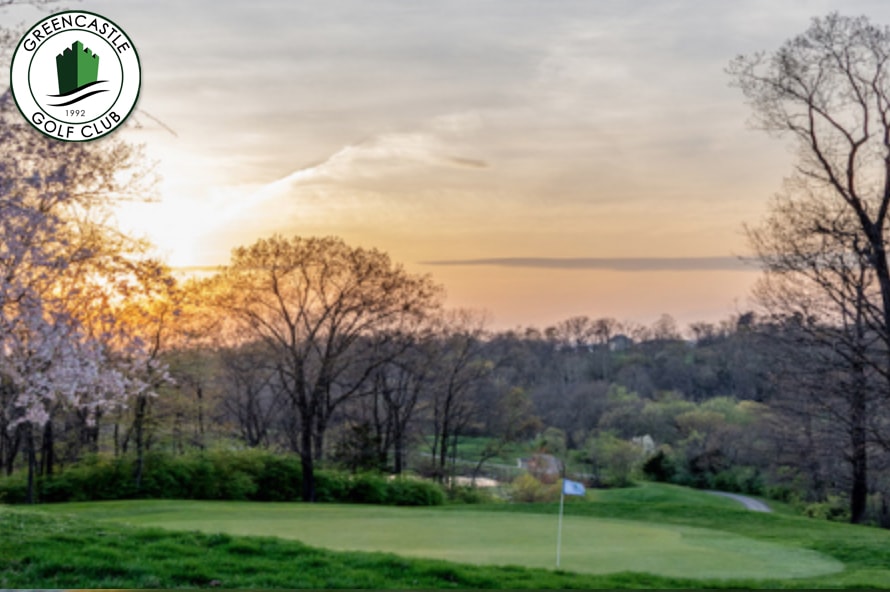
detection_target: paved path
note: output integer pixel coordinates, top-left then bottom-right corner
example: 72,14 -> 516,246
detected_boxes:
707,490 -> 772,512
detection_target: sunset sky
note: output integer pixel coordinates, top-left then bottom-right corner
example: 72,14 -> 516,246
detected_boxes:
6,1 -> 890,330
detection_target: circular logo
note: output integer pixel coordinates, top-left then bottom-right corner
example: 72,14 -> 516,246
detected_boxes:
9,11 -> 141,142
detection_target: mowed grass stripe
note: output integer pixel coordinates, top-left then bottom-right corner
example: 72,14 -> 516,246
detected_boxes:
38,500 -> 843,580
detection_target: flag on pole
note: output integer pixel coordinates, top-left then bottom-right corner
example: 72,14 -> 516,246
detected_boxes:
556,477 -> 586,567
562,478 -> 586,496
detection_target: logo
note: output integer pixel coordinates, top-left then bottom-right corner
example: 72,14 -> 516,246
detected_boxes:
9,11 -> 141,142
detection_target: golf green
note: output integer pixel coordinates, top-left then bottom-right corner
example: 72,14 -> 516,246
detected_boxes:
40,500 -> 844,580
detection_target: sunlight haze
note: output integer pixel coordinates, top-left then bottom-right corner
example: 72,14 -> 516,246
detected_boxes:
7,0 -> 889,329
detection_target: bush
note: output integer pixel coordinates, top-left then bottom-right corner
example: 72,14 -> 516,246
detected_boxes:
447,485 -> 495,504
141,451 -> 197,498
347,473 -> 389,504
315,471 -> 445,506
314,469 -> 351,503
510,474 -> 561,503
765,485 -> 799,504
588,433 -> 639,488
804,495 -> 850,522
389,477 -> 446,506
711,466 -> 764,496
0,475 -> 28,504
254,455 -> 302,501
0,451 -> 445,507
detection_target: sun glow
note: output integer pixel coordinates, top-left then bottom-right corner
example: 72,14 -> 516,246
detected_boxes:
114,199 -> 203,268
115,150 -> 268,268
113,153 -> 236,268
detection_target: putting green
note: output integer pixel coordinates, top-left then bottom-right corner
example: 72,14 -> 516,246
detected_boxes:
40,500 -> 843,580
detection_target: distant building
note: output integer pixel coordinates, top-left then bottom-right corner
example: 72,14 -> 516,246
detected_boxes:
517,453 -> 561,479
608,334 -> 633,352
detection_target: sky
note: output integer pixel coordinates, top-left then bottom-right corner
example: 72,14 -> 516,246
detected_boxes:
5,0 -> 890,331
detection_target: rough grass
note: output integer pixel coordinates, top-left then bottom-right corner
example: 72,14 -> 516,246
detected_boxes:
5,482 -> 890,588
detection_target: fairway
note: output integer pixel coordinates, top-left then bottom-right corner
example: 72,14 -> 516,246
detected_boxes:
39,500 -> 844,580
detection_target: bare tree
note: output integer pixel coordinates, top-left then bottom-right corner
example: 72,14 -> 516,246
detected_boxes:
213,235 -> 441,501
358,325 -> 437,474
730,13 -> 890,354
730,13 -> 890,522
217,341 -> 284,449
426,310 -> 492,483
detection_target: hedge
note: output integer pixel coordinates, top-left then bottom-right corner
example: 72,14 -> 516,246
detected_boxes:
0,450 -> 444,506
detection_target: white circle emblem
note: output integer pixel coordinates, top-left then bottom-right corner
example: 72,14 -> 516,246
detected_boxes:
9,11 -> 141,142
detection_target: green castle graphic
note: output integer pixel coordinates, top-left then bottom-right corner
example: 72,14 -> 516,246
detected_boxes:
56,41 -> 99,95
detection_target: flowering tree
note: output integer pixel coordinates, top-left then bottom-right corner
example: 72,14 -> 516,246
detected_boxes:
0,91 -> 164,500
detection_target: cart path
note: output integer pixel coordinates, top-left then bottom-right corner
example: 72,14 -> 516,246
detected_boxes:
707,490 -> 772,512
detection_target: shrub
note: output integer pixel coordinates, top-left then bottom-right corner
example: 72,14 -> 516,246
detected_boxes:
28,455 -> 135,503
765,485 -> 799,504
804,495 -> 850,522
0,451 -> 445,506
447,485 -> 495,504
388,477 -> 446,506
0,475 -> 28,504
141,451 -> 195,498
221,471 -> 258,501
711,466 -> 764,496
314,469 -> 351,503
347,473 -> 389,504
254,455 -> 302,501
510,473 -> 560,503
588,433 -> 639,488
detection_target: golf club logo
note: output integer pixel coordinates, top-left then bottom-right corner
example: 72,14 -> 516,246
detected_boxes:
9,11 -> 141,142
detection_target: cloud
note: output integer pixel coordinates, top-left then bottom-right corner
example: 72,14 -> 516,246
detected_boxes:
422,257 -> 757,272
447,156 -> 488,169
250,111 -> 488,199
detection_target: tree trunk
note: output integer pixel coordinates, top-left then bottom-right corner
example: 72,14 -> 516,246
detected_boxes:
196,385 -> 205,450
393,418 -> 404,475
133,393 -> 147,490
449,430 -> 460,487
41,419 -> 54,477
850,382 -> 868,524
438,419 -> 449,483
114,421 -> 120,457
300,412 -> 316,502
312,416 -> 327,462
4,424 -> 23,477
26,424 -> 36,504
83,410 -> 101,455
0,427 -> 11,476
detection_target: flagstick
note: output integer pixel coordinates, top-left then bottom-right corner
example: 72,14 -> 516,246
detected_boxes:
556,481 -> 565,568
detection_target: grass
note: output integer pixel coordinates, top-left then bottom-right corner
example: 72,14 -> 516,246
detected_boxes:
33,498 -> 841,580
0,504 -> 737,589
448,436 -> 531,465
4,482 -> 890,588
460,482 -> 890,587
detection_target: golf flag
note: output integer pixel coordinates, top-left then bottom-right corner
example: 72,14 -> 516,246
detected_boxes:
556,477 -> 586,567
563,478 -> 586,496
